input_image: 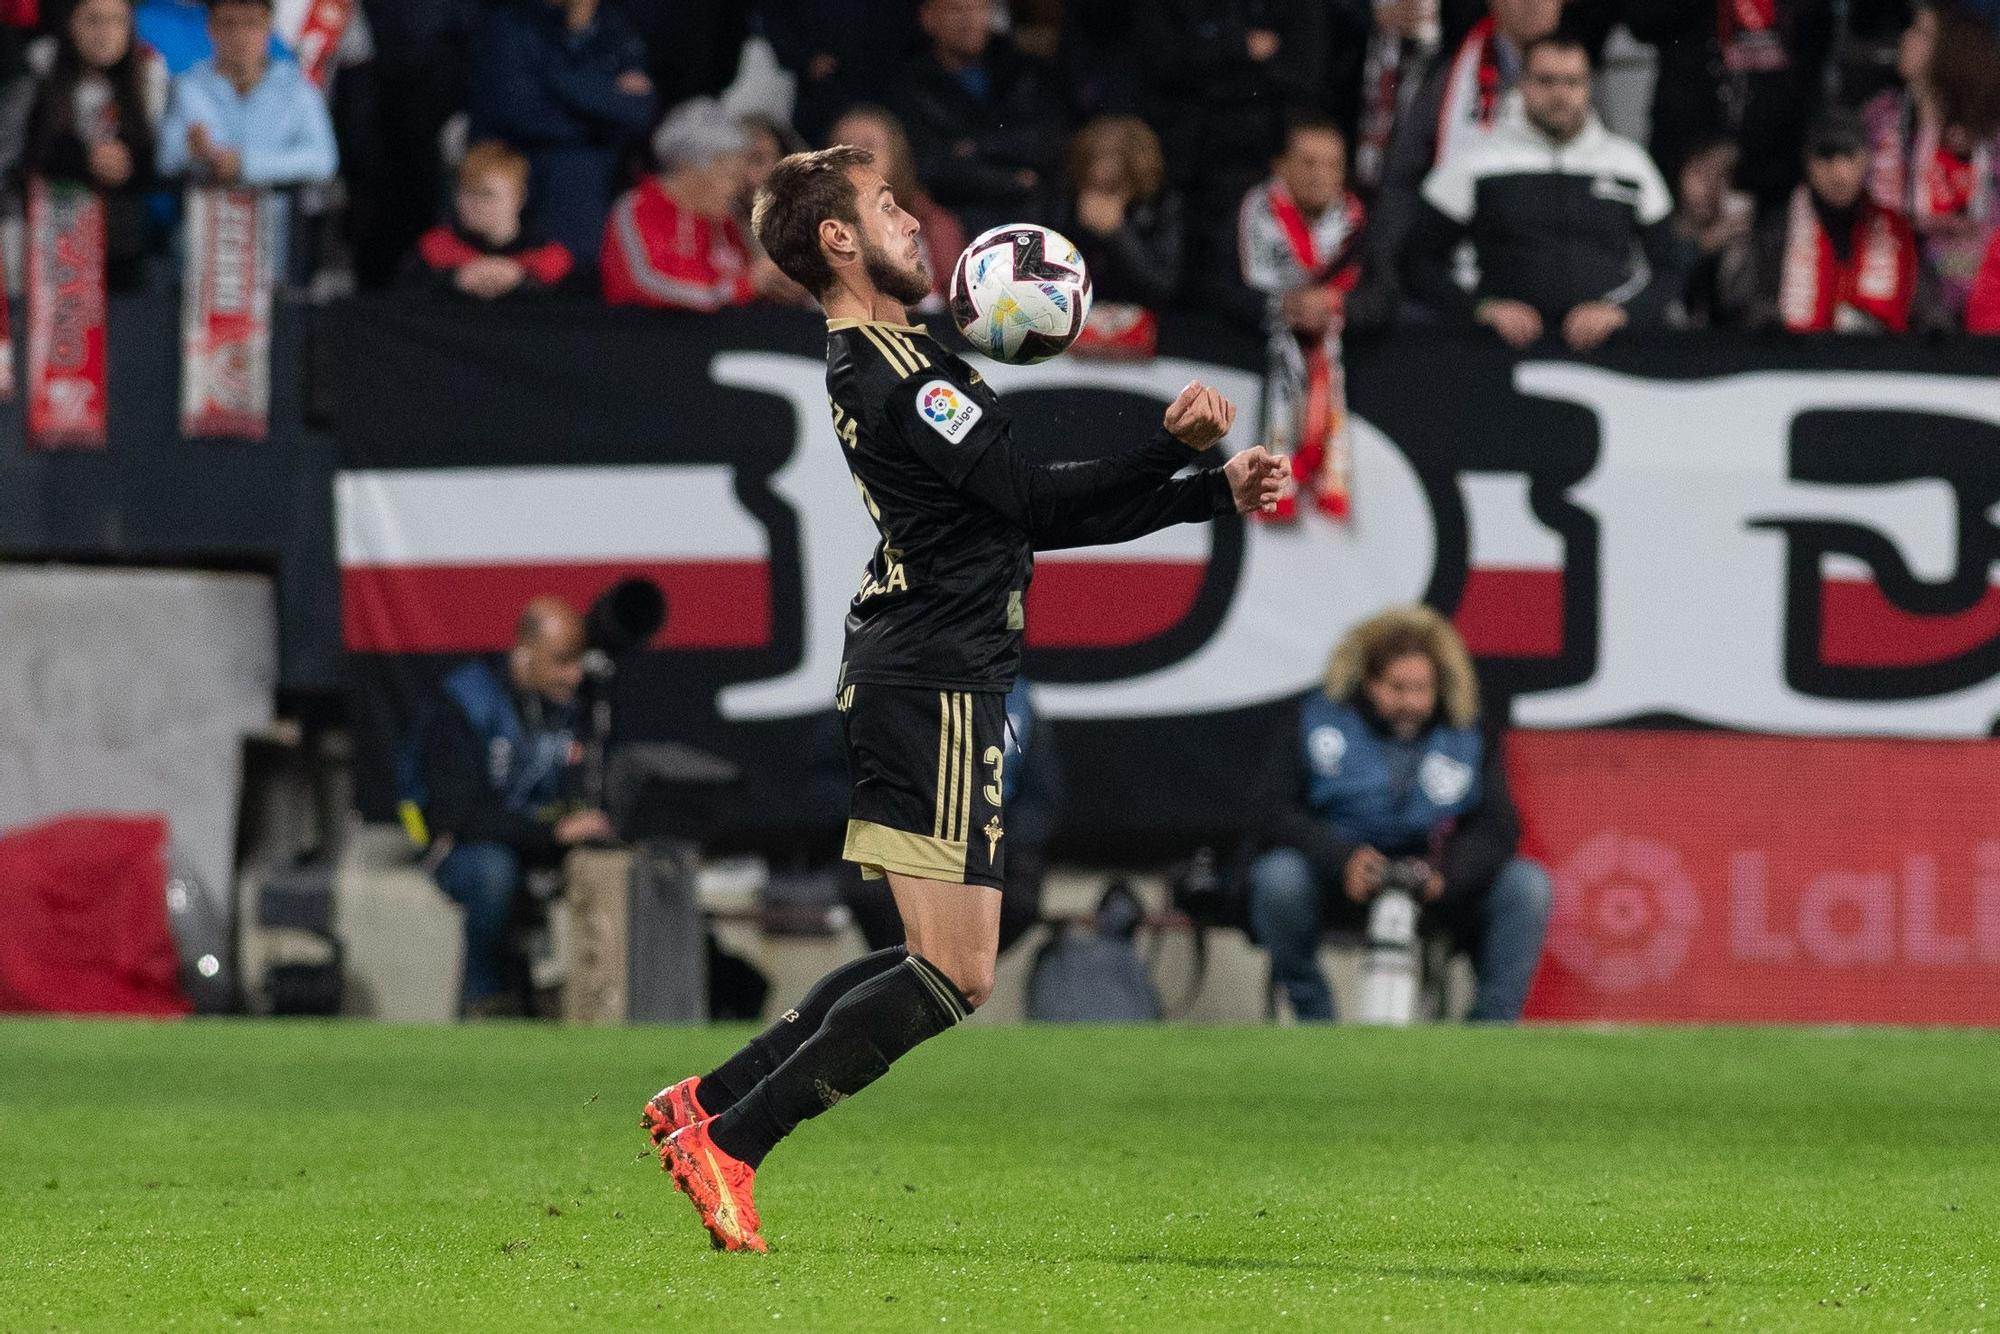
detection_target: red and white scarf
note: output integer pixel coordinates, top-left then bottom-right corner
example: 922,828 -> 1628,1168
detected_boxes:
1434,17 -> 1503,168
25,179 -> 108,449
180,187 -> 277,441
1264,185 -> 1364,520
1778,188 -> 1917,333
1874,98 -> 1994,231
283,0 -> 356,90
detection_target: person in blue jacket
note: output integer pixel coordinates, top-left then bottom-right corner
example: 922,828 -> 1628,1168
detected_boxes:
465,0 -> 655,272
402,597 -> 614,1017
1244,603 -> 1551,1022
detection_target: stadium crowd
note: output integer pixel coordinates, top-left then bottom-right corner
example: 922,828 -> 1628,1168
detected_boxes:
0,0 -> 1997,336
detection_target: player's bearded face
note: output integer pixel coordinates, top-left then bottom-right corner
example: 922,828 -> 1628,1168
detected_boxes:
861,228 -> 931,305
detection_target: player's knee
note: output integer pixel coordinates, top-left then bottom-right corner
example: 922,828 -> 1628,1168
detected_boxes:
929,955 -> 992,1012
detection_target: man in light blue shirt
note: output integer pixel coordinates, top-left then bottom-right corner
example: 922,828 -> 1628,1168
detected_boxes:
156,0 -> 336,188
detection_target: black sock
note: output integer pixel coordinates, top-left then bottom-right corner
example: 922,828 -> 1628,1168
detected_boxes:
698,946 -> 908,1114
708,954 -> 971,1168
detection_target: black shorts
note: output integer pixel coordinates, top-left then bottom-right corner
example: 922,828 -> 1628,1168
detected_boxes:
838,683 -> 1007,889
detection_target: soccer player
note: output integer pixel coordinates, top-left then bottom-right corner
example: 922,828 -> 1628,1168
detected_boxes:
642,144 -> 1290,1252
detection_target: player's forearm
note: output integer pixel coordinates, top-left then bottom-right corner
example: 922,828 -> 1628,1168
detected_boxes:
960,427 -> 1194,531
1030,469 -> 1231,551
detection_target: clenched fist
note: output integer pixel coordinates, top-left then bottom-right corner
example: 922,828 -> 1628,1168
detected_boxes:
1164,380 -> 1237,450
1223,446 -> 1290,515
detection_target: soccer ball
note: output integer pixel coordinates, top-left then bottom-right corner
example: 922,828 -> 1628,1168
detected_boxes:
948,224 -> 1093,365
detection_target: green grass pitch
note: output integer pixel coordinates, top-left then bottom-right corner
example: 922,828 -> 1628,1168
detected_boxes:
2,1021 -> 1996,1331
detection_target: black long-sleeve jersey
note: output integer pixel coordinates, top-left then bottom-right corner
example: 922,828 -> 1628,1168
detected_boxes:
824,317 -> 1235,692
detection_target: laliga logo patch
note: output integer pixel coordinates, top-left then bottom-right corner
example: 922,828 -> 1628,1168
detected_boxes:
917,380 -> 982,442
1419,752 -> 1472,806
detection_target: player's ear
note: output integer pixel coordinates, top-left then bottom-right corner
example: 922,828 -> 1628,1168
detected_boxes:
819,216 -> 857,266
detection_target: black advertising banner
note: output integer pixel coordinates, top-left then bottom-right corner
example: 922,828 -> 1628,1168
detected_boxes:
333,299 -> 2000,849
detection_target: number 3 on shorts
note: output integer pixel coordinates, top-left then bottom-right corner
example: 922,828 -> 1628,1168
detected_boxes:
982,744 -> 1004,806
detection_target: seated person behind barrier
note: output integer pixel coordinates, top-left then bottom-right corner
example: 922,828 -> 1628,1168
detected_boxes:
399,596 -> 613,1017
1244,604 -> 1550,1023
409,139 -> 573,298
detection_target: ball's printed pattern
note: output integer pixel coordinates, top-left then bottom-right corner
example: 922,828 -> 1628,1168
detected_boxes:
949,224 -> 1094,365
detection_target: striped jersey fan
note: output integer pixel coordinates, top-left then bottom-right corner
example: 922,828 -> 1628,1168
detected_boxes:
948,224 -> 1094,364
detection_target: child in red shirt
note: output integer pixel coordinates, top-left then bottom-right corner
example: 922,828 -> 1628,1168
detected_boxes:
413,140 -> 573,298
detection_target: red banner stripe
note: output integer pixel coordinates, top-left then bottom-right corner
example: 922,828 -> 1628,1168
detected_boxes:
341,562 -> 772,653
1819,576 -> 2000,668
1024,561 -> 1205,649
341,558 -> 1212,655
1453,567 -> 1564,658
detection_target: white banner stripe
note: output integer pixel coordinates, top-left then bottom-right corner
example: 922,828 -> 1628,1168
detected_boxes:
335,465 -> 765,566
1462,473 -> 1564,570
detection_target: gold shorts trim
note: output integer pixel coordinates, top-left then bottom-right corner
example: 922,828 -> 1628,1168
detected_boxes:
844,818 -> 968,883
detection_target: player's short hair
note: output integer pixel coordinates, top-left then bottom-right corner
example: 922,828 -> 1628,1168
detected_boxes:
457,140 -> 529,193
752,145 -> 875,299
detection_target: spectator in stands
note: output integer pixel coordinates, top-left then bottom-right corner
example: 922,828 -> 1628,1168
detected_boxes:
829,103 -> 964,312
1136,0 -> 1328,228
156,0 -> 335,188
1349,0 -> 1561,329
1052,116 -> 1182,309
1400,31 -> 1681,351
763,0 -> 924,145
1863,1 -> 2000,324
1752,105 -> 1926,333
1206,116 -> 1362,518
1669,137 -> 1758,328
407,139 -> 572,298
736,111 -> 816,307
892,0 -> 1065,235
412,597 -> 613,1018
1244,604 -> 1551,1023
465,0 -> 654,273
0,0 -> 166,291
601,96 -> 755,311
1342,0 -> 1443,200
1624,0 -> 1834,212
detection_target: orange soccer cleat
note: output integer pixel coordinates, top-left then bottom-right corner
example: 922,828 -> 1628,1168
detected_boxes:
662,1120 -> 767,1253
641,1076 -> 709,1150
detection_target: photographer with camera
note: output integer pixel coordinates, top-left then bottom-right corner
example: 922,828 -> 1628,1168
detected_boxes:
397,596 -> 614,1018
1243,605 -> 1550,1023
